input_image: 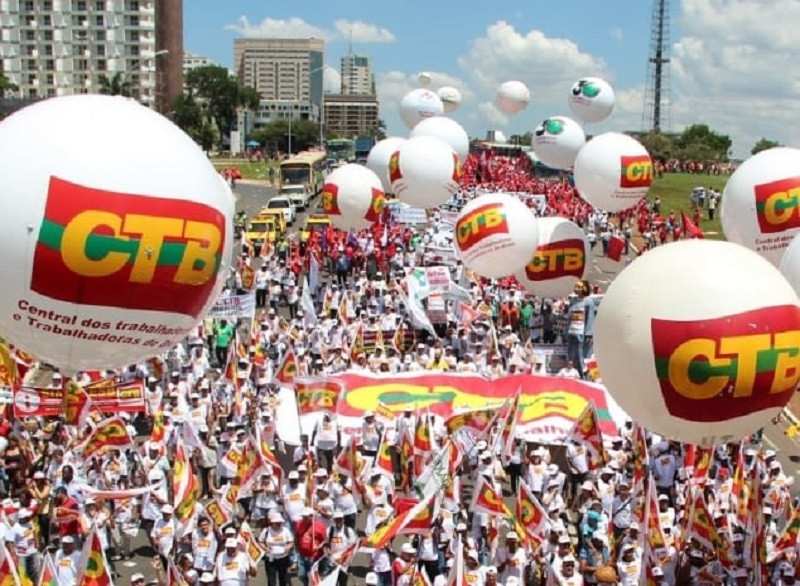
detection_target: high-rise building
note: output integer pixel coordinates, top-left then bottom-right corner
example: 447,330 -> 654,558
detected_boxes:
0,0 -> 181,110
323,94 -> 379,139
340,53 -> 373,96
234,37 -> 324,128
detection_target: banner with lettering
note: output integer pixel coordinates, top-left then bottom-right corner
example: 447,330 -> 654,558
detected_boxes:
208,293 -> 257,319
13,378 -> 145,417
295,373 -> 628,443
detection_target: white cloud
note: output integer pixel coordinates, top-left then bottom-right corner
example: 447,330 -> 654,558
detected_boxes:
477,102 -> 509,127
224,16 -> 332,40
225,16 -> 395,44
669,0 -> 800,156
323,65 -> 341,94
333,19 -> 395,44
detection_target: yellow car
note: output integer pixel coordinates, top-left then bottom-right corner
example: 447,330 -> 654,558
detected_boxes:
300,214 -> 332,243
257,208 -> 288,234
245,214 -> 283,248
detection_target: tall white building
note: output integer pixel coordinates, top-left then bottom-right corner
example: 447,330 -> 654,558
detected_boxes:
340,53 -> 374,96
234,37 -> 324,128
0,0 -> 158,106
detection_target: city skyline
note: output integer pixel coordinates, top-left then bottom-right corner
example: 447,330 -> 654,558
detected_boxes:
183,0 -> 800,158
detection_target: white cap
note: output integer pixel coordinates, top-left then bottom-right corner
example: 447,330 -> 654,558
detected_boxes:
61,536 -> 75,544
651,567 -> 664,577
131,574 -> 145,583
314,468 -> 328,477
401,543 -> 417,555
505,531 -> 518,540
288,471 -> 299,480
225,538 -> 238,548
466,550 -> 479,561
161,504 -> 174,514
581,480 -> 594,490
365,573 -> 378,585
200,574 -> 215,584
732,533 -> 744,542
302,507 -> 314,517
562,555 -> 576,564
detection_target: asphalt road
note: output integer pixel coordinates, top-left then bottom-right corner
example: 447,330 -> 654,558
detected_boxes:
109,180 -> 800,585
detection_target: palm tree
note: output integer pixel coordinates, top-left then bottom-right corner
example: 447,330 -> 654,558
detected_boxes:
0,72 -> 18,98
97,72 -> 133,97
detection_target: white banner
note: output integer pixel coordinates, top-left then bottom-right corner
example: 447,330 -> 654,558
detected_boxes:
208,293 -> 256,319
398,207 -> 428,224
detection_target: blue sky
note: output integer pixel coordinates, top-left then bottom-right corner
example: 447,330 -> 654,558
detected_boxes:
183,1 -> 800,157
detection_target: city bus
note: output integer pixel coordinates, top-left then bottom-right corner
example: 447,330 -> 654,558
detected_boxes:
278,150 -> 327,210
325,138 -> 355,164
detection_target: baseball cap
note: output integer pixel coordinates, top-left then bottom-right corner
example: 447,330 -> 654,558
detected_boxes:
365,574 -> 379,586
131,574 -> 145,583
225,538 -> 238,548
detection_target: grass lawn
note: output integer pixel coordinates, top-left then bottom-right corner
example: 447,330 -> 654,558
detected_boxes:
210,158 -> 277,181
649,172 -> 730,237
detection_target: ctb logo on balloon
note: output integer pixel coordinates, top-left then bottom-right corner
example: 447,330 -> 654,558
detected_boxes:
620,155 -> 653,189
524,239 -> 585,281
321,183 -> 341,216
455,203 -> 508,250
388,151 -> 402,184
31,177 -> 224,318
753,176 -> 800,234
365,188 -> 385,222
651,305 -> 800,422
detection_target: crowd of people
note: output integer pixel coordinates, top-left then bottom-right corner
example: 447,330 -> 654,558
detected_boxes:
0,149 -> 797,586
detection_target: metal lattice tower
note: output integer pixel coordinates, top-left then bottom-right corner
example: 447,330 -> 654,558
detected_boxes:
642,0 -> 672,133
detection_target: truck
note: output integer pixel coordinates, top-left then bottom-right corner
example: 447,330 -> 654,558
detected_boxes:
354,136 -> 376,164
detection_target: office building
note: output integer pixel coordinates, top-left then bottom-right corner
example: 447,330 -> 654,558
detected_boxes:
234,37 -> 324,127
0,0 -> 181,111
340,53 -> 374,96
183,51 -> 215,75
323,93 -> 379,138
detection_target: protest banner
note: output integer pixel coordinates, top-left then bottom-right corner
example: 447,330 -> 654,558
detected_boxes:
295,372 -> 627,444
208,293 -> 257,319
13,378 -> 146,417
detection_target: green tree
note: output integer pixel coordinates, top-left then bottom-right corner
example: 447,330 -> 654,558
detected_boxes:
0,72 -> 17,98
674,124 -> 732,161
170,93 -> 217,151
637,132 -> 677,161
185,65 -> 261,147
250,119 -> 320,154
97,72 -> 133,97
751,137 -> 782,155
510,132 -> 533,146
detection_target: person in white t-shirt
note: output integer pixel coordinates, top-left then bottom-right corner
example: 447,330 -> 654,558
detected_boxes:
216,538 -> 256,586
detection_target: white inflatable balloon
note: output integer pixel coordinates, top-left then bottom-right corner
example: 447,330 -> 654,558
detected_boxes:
496,80 -> 531,115
532,116 -> 586,170
573,132 -> 653,212
780,233 -> 800,297
0,95 -> 233,372
418,71 -> 432,87
321,164 -> 385,231
515,218 -> 589,298
410,117 -> 470,162
389,136 -> 461,209
595,240 -> 800,446
721,147 -> 800,267
455,193 -> 539,279
399,89 -> 444,130
437,86 -> 462,113
568,77 -> 615,123
366,137 -> 406,194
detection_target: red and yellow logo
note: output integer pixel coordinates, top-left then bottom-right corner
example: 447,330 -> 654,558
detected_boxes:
455,203 -> 508,250
321,182 -> 341,216
620,155 -> 653,188
452,153 -> 463,183
651,305 -> 800,422
365,187 -> 386,222
388,151 -> 402,184
524,238 -> 585,281
754,177 -> 800,233
32,177 -> 225,317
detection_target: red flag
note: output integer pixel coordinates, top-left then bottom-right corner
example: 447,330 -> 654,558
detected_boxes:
607,234 -> 625,261
565,403 -> 607,471
471,476 -> 510,517
681,210 -> 705,239
275,351 -> 297,384
516,481 -> 548,546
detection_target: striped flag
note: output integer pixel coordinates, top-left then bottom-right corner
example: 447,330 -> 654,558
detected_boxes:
63,378 -> 93,428
77,416 -> 133,459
